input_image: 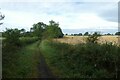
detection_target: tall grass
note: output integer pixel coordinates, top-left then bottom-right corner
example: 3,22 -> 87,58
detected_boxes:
20,37 -> 38,46
40,40 -> 120,78
2,38 -> 40,78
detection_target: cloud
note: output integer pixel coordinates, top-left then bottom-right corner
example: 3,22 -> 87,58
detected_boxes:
98,3 -> 118,22
1,10 -> 50,30
60,13 -> 118,29
0,1 -> 118,32
0,0 -> 119,2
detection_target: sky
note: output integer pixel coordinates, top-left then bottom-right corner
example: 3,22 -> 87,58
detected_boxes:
0,0 -> 119,34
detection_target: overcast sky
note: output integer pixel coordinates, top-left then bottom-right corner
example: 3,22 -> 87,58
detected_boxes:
0,0 -> 119,32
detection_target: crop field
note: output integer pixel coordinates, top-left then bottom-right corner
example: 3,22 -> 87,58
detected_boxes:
54,36 -> 120,45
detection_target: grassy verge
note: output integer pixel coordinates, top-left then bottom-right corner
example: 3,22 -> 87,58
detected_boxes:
3,41 -> 41,78
16,41 -> 41,78
40,40 -> 73,78
40,40 -> 120,78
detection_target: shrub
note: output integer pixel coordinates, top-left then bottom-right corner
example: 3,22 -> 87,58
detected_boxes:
86,32 -> 101,44
4,28 -> 21,47
20,37 -> 38,46
41,40 -> 120,78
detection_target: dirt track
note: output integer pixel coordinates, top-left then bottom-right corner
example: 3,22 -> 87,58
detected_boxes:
36,42 -> 56,79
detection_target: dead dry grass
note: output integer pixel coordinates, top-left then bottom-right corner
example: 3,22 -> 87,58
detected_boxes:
54,36 -> 120,45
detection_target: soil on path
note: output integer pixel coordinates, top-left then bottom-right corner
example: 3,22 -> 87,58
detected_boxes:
36,42 -> 56,79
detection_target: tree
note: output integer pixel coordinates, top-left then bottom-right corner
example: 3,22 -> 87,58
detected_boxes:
65,33 -> 68,36
115,32 -> 120,35
84,32 -> 89,36
20,28 -> 26,37
73,34 -> 77,36
30,20 -> 63,39
20,28 -> 25,33
31,22 -> 46,39
44,20 -> 63,38
78,33 -> 82,36
105,33 -> 112,35
4,28 -> 21,46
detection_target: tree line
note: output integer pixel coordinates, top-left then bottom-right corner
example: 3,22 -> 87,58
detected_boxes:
2,20 -> 63,38
3,20 -> 63,39
2,20 -> 63,46
66,32 -> 120,36
31,20 -> 63,39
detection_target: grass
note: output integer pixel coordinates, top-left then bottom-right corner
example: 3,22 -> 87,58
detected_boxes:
2,35 -> 120,78
20,37 -> 38,45
40,40 -> 66,77
40,39 -> 120,78
3,41 -> 41,78
16,41 -> 41,78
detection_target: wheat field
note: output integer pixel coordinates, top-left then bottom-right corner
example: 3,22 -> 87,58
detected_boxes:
54,36 -> 120,45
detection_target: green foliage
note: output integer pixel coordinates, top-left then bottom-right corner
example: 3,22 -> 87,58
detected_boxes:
2,28 -> 39,78
86,32 -> 101,44
2,41 -> 40,78
4,28 -> 21,46
31,22 -> 46,39
43,20 -> 63,38
84,32 -> 89,36
105,33 -> 113,35
72,33 -> 82,36
40,40 -> 120,78
115,32 -> 120,35
20,28 -> 26,37
30,20 -> 64,39
23,31 -> 33,37
20,37 -> 38,46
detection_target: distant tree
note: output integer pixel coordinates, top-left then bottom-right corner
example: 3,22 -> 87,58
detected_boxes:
65,33 -> 68,36
32,22 -> 46,39
44,20 -> 63,38
84,32 -> 89,36
78,33 -> 82,36
94,32 -> 101,36
73,34 -> 77,36
73,33 -> 82,36
105,33 -> 112,35
20,28 -> 26,37
115,32 -> 120,35
20,28 -> 26,33
24,31 -> 33,37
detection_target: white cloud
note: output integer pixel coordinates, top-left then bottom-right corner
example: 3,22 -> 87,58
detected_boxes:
0,1 -> 118,32
0,0 -> 119,2
59,13 -> 118,29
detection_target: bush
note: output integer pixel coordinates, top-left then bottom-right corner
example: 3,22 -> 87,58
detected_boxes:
86,32 -> 101,44
20,37 -> 38,46
4,28 -> 21,47
41,40 -> 120,78
2,29 -> 39,77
